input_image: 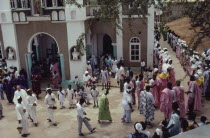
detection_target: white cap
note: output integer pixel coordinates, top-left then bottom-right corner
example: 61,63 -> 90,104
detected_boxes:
17,96 -> 21,100
85,71 -> 88,74
194,74 -> 199,80
155,128 -> 163,136
154,68 -> 158,72
135,123 -> 143,133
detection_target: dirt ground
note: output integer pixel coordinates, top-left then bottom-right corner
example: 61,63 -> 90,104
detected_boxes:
0,38 -> 210,138
166,17 -> 210,54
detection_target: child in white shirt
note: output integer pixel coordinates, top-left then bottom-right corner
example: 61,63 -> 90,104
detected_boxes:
57,86 -> 66,109
66,85 -> 75,109
91,86 -> 99,108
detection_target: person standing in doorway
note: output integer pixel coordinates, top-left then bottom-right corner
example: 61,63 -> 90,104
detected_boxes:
31,71 -> 41,98
76,98 -> 96,136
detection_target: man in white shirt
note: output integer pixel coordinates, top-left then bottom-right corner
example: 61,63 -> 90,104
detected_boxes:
15,96 -> 30,137
140,60 -> 146,73
26,89 -> 38,127
44,89 -> 57,126
76,98 -> 96,136
13,85 -> 27,108
121,86 -> 134,123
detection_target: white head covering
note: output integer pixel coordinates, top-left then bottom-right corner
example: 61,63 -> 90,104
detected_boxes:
154,68 -> 158,73
194,74 -> 199,80
17,96 -> 21,100
126,87 -> 132,92
197,70 -> 203,76
155,128 -> 163,136
85,71 -> 88,74
135,123 -> 143,133
191,64 -> 197,69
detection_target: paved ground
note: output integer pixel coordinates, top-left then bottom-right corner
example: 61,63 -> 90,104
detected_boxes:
0,38 -> 210,138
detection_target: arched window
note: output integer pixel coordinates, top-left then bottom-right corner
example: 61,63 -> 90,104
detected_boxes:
51,11 -> 58,21
130,37 -> 140,62
1,13 -> 7,22
13,12 -> 19,22
19,12 -> 26,22
71,10 -> 76,20
58,10 -> 65,20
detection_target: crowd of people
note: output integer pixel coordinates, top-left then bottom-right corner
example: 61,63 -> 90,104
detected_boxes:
0,28 -> 210,138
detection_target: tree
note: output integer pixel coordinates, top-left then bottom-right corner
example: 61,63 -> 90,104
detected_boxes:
184,0 -> 210,51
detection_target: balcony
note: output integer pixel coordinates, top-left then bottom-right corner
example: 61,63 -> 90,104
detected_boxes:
11,0 -> 65,22
86,5 -> 100,17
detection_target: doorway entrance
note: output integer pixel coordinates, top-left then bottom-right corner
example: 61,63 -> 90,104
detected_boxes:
27,33 -> 62,82
103,34 -> 113,56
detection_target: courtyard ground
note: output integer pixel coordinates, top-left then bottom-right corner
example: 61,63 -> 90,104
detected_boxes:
0,38 -> 210,138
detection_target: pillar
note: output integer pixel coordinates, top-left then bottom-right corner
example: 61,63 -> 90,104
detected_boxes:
0,0 -> 21,70
59,54 -> 66,83
147,5 -> 154,68
116,4 -> 123,60
65,0 -> 87,80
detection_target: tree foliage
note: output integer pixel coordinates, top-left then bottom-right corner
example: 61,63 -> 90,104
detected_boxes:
184,0 -> 210,50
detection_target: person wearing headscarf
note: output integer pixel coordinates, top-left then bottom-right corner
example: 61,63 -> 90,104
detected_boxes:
98,89 -> 112,122
160,82 -> 174,120
173,81 -> 186,118
126,122 -> 150,138
185,75 -> 202,113
139,85 -> 155,126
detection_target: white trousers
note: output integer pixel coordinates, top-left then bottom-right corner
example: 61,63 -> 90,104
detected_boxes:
48,108 -> 54,123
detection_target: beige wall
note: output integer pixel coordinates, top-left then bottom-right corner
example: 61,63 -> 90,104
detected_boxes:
122,18 -> 148,67
15,21 -> 70,79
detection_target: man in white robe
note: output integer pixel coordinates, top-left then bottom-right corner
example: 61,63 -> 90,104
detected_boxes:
44,89 -> 57,126
26,89 -> 38,127
13,85 -> 27,108
15,96 -> 30,137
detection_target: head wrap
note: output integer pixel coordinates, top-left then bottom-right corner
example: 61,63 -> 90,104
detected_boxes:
135,123 -> 143,133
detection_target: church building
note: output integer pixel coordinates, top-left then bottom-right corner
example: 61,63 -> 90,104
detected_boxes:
0,0 -> 154,85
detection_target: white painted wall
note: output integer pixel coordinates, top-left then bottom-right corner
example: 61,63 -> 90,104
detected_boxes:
65,2 -> 87,80
116,4 -> 123,60
0,0 -> 21,70
147,5 -> 154,68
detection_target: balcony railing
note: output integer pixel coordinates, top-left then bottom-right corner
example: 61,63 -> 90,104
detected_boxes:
10,0 -> 31,9
86,5 -> 100,17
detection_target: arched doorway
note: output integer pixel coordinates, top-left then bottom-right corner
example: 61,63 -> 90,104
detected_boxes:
103,34 -> 113,56
26,33 -> 62,85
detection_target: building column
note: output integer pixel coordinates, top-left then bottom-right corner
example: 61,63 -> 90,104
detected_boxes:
147,5 -> 154,68
65,1 -> 87,80
112,43 -> 117,58
26,54 -> 32,86
116,4 -> 123,60
33,36 -> 40,61
0,0 -> 21,70
59,54 -> 66,85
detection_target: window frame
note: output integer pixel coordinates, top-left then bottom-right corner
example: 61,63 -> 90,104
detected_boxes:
129,37 -> 141,62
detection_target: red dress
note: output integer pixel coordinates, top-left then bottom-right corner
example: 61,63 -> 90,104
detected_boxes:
31,74 -> 41,96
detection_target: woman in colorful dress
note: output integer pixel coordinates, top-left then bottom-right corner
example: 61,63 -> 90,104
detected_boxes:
98,89 -> 112,122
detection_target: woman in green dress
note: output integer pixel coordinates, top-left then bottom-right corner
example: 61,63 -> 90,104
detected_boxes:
98,89 -> 112,122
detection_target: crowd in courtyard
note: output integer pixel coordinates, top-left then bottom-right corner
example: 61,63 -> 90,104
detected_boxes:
0,28 -> 210,138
